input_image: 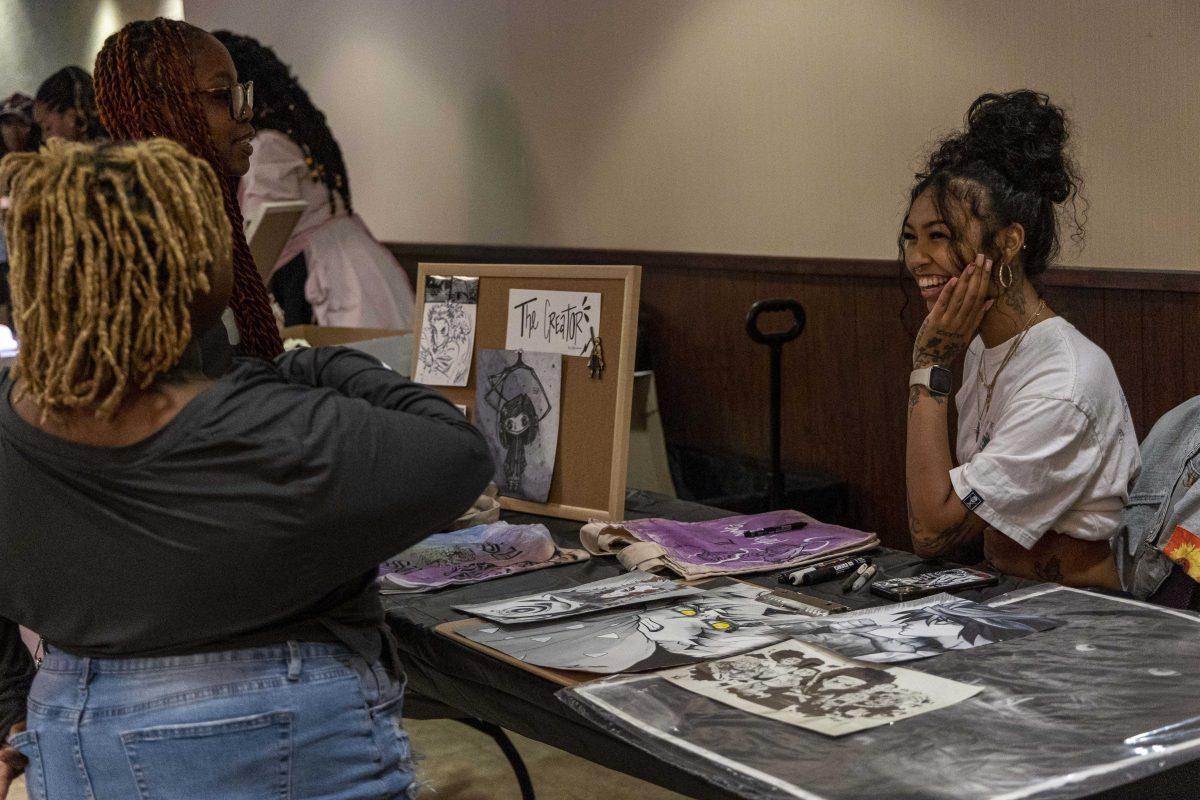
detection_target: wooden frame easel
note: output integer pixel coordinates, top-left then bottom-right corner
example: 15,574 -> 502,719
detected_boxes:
412,263 -> 642,522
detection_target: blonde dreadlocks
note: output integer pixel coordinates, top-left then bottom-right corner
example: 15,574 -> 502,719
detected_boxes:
0,138 -> 230,418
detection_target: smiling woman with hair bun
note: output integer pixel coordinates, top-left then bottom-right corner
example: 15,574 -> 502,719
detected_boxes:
901,90 -> 1139,588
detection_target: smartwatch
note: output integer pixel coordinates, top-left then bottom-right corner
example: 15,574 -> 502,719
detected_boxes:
909,365 -> 952,397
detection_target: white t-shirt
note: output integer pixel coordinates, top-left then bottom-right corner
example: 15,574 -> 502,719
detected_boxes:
949,316 -> 1140,549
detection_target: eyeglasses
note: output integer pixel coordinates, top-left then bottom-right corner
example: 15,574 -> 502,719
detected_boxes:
195,81 -> 254,123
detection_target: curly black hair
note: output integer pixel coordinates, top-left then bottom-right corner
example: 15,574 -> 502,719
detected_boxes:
903,90 -> 1085,278
35,66 -> 107,141
212,31 -> 352,213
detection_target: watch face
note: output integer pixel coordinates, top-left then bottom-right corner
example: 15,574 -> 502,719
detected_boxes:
930,367 -> 952,395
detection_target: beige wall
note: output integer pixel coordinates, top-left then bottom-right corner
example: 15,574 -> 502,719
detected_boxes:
1,0 -> 182,98
186,0 -> 1199,268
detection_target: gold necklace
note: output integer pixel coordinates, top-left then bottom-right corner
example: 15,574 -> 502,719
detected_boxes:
975,298 -> 1046,445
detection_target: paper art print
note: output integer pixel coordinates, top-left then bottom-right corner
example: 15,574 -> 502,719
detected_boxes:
475,349 -> 562,503
506,289 -> 602,357
457,586 -> 806,674
414,275 -> 479,387
378,521 -> 587,593
774,593 -> 1058,664
581,510 -> 878,580
660,640 -> 980,737
455,570 -> 702,624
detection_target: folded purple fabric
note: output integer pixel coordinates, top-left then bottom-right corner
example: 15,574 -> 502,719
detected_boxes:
581,510 -> 877,579
379,521 -> 589,593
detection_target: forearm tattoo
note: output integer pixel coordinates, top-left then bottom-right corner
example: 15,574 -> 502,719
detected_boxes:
912,327 -> 964,369
1034,554 -> 1064,583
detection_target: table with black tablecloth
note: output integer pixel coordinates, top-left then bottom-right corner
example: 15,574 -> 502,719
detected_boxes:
383,490 -> 1043,799
385,492 -> 1200,800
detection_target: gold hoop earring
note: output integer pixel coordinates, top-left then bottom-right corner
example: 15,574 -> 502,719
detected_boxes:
998,261 -> 1014,290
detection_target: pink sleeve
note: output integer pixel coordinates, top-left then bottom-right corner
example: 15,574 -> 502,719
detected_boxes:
238,130 -> 306,226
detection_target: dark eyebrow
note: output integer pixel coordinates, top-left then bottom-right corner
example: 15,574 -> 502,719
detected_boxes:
198,68 -> 236,88
903,218 -> 948,231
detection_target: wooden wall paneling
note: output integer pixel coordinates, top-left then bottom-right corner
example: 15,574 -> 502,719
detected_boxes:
1139,291 -> 1188,436
1184,295 -> 1200,421
1101,289 -> 1146,438
851,278 -> 913,546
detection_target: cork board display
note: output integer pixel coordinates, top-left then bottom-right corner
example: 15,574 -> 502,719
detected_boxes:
412,263 -> 642,522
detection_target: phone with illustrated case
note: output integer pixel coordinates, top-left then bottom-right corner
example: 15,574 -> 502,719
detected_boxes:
870,567 -> 999,601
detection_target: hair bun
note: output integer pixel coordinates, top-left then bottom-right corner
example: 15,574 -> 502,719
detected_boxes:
929,90 -> 1074,204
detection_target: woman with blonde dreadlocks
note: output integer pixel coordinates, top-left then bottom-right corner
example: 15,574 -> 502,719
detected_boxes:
0,139 -> 491,799
94,17 -> 283,366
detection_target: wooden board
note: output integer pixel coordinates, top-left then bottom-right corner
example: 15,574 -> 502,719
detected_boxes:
435,618 -> 593,687
412,263 -> 642,522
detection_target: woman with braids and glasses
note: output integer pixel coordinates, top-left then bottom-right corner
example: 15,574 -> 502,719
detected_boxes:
0,139 -> 490,797
32,66 -> 107,143
902,90 -> 1139,588
94,18 -> 282,366
214,31 -> 415,329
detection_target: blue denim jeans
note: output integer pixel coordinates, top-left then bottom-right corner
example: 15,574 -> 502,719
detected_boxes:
10,642 -> 416,800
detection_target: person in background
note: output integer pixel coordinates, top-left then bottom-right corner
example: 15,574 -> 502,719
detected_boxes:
94,18 -> 283,364
214,31 -> 415,330
32,66 -> 107,143
0,93 -> 39,324
902,90 -> 1139,588
1116,401 -> 1200,610
0,95 -> 39,156
0,137 -> 490,799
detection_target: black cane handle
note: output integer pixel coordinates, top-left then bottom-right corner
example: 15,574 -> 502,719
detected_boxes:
746,298 -> 805,345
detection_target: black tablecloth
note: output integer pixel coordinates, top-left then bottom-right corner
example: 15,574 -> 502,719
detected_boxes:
382,491 -> 1033,799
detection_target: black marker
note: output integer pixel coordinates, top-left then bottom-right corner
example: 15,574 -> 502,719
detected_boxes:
744,520 -> 808,538
779,557 -> 868,586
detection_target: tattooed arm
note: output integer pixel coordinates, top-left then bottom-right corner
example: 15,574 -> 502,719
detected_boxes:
906,257 -> 994,559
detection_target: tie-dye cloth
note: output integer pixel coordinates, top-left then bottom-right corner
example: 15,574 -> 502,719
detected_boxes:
379,521 -> 589,593
581,510 -> 877,580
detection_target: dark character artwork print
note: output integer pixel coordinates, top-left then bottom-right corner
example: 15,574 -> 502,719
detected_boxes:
475,349 -> 562,503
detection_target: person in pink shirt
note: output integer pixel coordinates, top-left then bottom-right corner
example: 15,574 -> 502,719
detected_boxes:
215,31 -> 415,330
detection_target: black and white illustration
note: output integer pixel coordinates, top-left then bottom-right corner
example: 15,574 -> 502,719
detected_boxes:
457,588 -> 803,674
475,349 -> 562,503
773,594 -> 1058,663
660,640 -> 981,737
455,571 -> 702,624
874,568 -> 993,593
414,275 -> 479,387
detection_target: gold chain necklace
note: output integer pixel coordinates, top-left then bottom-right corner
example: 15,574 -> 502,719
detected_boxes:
975,298 -> 1046,445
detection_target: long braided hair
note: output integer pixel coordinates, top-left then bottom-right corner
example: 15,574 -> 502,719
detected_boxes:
0,138 -> 229,418
94,18 -> 281,359
213,31 -> 352,214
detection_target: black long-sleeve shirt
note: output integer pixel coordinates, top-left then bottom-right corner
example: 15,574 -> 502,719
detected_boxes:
0,347 -> 492,732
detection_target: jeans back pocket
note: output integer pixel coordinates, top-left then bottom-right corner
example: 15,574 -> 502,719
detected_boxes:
8,729 -> 46,800
121,710 -> 292,800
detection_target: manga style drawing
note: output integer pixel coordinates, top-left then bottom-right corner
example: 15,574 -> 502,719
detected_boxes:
413,275 -> 479,387
775,594 -> 1058,663
458,588 -> 796,674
